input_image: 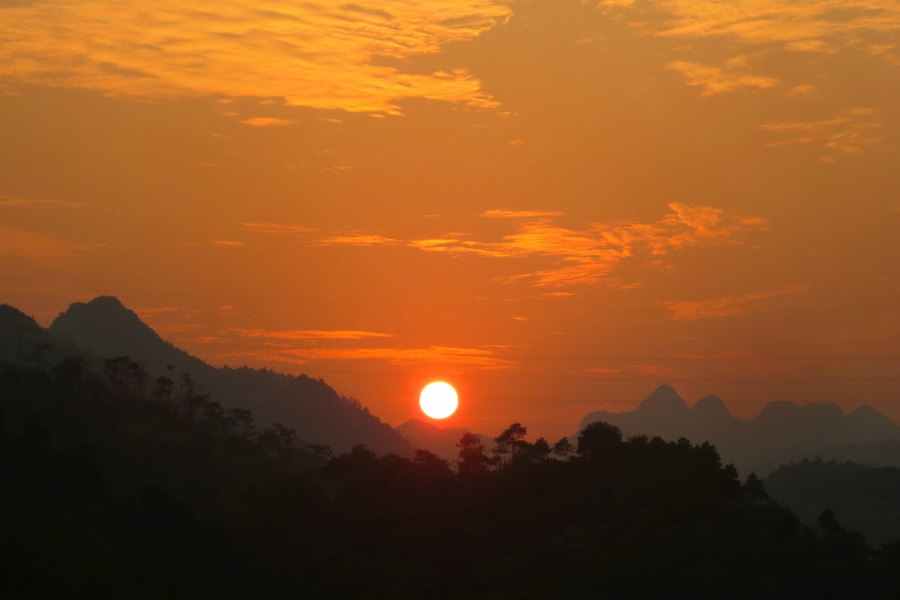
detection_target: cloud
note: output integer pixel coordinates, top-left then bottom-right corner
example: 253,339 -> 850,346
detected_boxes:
481,209 -> 566,218
659,285 -> 810,319
224,345 -> 512,368
227,328 -> 394,340
286,203 -> 767,287
621,0 -> 900,46
212,240 -> 244,247
241,222 -> 315,236
0,0 -> 510,113
665,60 -> 778,96
0,195 -> 92,209
603,1 -> 900,97
240,117 -> 295,127
761,109 -> 884,156
316,235 -> 403,246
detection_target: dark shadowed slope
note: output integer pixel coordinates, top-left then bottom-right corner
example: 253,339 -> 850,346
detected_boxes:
578,385 -> 900,476
766,459 -> 900,547
44,296 -> 413,456
395,418 -> 493,461
0,304 -> 84,367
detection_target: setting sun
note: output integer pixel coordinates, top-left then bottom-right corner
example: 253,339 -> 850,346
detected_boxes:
419,382 -> 458,419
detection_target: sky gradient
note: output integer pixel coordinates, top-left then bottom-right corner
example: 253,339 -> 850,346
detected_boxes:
2,0 -> 899,440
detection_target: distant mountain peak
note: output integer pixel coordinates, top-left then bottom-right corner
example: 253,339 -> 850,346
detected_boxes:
635,384 -> 688,413
51,295 -> 160,341
47,296 -> 200,370
0,304 -> 43,335
691,394 -> 733,418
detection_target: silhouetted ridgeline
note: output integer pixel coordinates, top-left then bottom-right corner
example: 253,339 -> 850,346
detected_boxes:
2,297 -> 412,456
766,459 -> 900,547
578,384 -> 900,475
2,361 -> 900,599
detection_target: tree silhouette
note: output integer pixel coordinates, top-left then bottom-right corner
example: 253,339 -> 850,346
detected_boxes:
552,436 -> 575,460
577,421 -> 623,459
457,432 -> 493,479
493,422 -> 527,465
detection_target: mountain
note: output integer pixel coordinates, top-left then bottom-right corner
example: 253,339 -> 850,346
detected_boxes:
395,418 -> 493,461
766,459 -> 900,547
578,385 -> 900,476
0,303 -> 84,367
40,296 -> 414,456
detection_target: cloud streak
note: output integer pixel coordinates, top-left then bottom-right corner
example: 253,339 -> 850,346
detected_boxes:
659,285 -> 810,319
227,328 -> 394,340
0,0 -> 510,113
665,60 -> 778,96
761,109 -> 884,157
224,345 -> 511,368
253,203 -> 767,287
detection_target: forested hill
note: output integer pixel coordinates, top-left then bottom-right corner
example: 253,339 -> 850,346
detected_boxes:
2,362 -> 899,599
3,297 -> 412,456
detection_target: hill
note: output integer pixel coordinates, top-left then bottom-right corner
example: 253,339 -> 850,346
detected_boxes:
766,459 -> 900,547
5,296 -> 413,456
578,384 -> 900,475
0,304 -> 84,367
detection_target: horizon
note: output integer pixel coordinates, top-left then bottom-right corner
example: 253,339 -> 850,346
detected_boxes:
2,0 -> 900,443
7,292 -> 899,444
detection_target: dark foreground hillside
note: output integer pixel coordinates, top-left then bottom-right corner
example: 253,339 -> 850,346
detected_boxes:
767,459 -> 900,547
2,360 -> 900,599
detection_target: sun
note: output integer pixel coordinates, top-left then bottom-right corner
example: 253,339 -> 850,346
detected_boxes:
419,382 -> 458,419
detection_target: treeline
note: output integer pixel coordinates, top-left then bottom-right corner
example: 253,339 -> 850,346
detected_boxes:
2,358 -> 899,599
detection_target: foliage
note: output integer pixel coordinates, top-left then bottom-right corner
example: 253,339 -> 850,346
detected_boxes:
1,359 -> 899,599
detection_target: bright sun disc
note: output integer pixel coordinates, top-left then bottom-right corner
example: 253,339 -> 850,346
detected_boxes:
419,382 -> 458,419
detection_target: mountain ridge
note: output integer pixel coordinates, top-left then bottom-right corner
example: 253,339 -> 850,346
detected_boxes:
578,385 -> 900,475
8,296 -> 414,456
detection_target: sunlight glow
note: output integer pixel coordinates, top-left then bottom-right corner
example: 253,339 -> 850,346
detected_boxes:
419,382 -> 458,419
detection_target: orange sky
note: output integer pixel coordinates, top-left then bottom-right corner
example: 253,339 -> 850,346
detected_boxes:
2,0 -> 900,441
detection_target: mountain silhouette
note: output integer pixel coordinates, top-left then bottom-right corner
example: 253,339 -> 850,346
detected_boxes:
35,296 -> 413,456
0,304 -> 84,367
395,418 -> 493,460
578,384 -> 900,475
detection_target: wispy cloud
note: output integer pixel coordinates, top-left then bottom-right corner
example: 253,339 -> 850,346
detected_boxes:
0,0 -> 510,113
258,204 -> 766,287
241,222 -> 315,236
240,117 -> 295,127
226,328 -> 394,340
0,195 -> 92,209
761,109 -> 884,157
659,285 -> 810,319
481,209 -> 566,218
411,203 -> 766,286
602,1 -> 900,103
212,240 -> 245,247
316,235 -> 403,246
224,345 -> 511,368
665,60 -> 778,96
606,0 -> 900,47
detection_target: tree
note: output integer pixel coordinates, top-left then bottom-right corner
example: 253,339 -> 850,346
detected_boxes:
154,376 -> 174,403
526,437 -> 552,462
227,408 -> 255,438
576,421 -> 623,459
552,436 -> 574,460
493,423 -> 528,465
457,432 -> 493,479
